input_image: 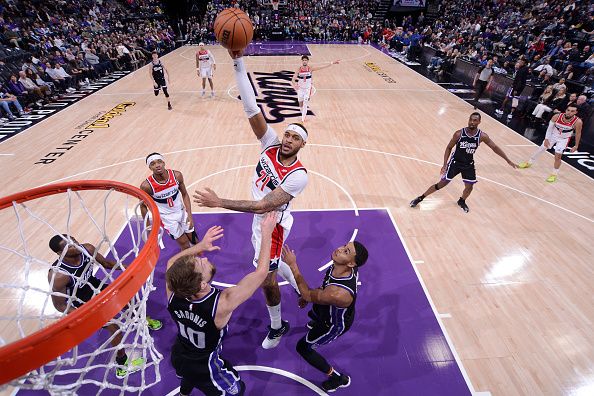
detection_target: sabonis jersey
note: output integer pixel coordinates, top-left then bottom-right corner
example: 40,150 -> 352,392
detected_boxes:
452,127 -> 482,164
311,265 -> 358,332
167,287 -> 226,358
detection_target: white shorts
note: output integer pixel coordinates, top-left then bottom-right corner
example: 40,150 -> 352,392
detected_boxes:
251,212 -> 293,272
544,131 -> 571,154
161,209 -> 193,240
200,67 -> 213,78
297,85 -> 313,102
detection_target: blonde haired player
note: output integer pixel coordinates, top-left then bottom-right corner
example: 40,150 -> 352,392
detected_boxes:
292,55 -> 339,122
194,48 -> 309,350
519,103 -> 582,182
140,153 -> 198,250
196,42 -> 216,98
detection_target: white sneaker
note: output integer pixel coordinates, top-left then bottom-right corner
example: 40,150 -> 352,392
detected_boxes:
261,320 -> 290,349
507,114 -> 513,120
201,90 -> 205,97
211,91 -> 215,98
495,109 -> 503,115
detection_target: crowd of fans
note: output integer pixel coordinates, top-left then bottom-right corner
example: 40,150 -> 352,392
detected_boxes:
188,0 -> 381,43
0,0 -> 175,122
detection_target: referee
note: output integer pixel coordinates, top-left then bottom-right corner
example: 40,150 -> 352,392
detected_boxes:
473,59 -> 494,109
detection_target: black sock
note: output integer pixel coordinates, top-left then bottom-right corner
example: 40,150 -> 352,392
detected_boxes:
296,337 -> 332,374
116,353 -> 128,366
420,194 -> 426,199
458,197 -> 465,202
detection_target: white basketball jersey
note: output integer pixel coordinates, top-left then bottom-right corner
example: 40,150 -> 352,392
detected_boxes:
252,127 -> 308,228
297,66 -> 313,88
146,169 -> 184,215
553,114 -> 579,138
197,50 -> 214,69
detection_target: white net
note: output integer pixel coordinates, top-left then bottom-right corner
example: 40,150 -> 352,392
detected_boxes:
0,185 -> 162,395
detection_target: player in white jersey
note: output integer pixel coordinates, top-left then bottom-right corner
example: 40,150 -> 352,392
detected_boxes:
193,48 -> 309,349
519,103 -> 582,183
196,42 -> 216,98
140,153 -> 197,250
292,55 -> 339,122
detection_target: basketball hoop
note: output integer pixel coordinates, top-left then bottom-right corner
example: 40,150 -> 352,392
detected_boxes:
271,0 -> 279,11
0,180 -> 162,392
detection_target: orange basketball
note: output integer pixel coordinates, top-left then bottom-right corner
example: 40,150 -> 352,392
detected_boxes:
214,8 -> 254,51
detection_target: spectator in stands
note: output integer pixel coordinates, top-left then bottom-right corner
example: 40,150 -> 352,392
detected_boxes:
18,71 -> 49,101
0,89 -> 28,119
532,86 -> 568,120
576,95 -> 592,120
553,78 -> 567,93
534,58 -> 555,79
559,65 -> 574,81
530,85 -> 554,118
6,74 -> 34,104
45,62 -> 74,93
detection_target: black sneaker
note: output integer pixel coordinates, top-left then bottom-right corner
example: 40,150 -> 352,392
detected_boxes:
261,320 -> 290,349
322,374 -> 351,392
167,102 -> 172,110
306,320 -> 316,330
457,198 -> 469,213
409,196 -> 424,208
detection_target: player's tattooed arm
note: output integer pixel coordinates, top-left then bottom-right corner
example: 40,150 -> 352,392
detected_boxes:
481,132 -> 518,168
282,245 -> 353,308
193,187 -> 291,214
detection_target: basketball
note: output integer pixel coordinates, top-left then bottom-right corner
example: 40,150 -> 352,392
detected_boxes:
213,8 -> 253,51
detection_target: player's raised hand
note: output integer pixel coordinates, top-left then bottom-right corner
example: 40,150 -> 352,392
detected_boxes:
228,49 -> 244,59
198,225 -> 224,252
260,212 -> 277,235
193,187 -> 222,208
281,244 -> 297,268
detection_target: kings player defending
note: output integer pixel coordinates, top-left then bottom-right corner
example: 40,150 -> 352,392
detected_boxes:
194,48 -> 309,349
292,55 -> 339,122
140,153 -> 198,250
196,42 -> 216,98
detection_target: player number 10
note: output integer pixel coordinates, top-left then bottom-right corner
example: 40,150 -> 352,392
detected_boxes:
178,322 -> 206,349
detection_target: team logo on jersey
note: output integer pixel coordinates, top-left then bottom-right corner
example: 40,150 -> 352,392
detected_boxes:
364,62 -> 396,83
245,71 -> 314,123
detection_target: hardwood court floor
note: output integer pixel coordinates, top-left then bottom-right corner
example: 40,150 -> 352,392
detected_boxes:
1,44 -> 593,395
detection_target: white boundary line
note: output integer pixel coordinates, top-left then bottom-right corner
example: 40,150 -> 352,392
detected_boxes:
384,207 -> 481,395
163,364 -> 327,396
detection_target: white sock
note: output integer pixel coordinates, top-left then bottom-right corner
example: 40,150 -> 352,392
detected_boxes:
529,145 -> 547,163
553,168 -> 559,175
301,101 -> 308,121
267,303 -> 281,330
277,260 -> 299,293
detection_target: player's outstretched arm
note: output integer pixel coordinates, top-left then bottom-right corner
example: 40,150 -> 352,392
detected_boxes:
228,49 -> 268,139
215,212 -> 276,325
481,132 -> 518,168
83,243 -> 119,269
47,270 -> 75,314
139,180 -> 153,226
165,226 -> 224,297
282,245 -> 352,308
193,186 -> 292,214
311,59 -> 340,72
175,171 -> 194,230
441,131 -> 460,175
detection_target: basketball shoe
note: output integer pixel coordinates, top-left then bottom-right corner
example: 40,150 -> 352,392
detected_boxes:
262,320 -> 290,349
322,374 -> 351,392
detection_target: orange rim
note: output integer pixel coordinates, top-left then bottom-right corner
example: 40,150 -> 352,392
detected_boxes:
0,180 -> 161,385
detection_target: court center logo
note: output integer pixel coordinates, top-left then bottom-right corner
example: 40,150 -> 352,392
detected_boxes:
364,62 -> 397,83
35,102 -> 136,165
245,71 -> 314,123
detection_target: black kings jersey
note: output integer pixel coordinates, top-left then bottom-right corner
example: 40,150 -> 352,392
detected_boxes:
51,245 -> 102,307
167,287 -> 226,358
452,127 -> 482,164
152,60 -> 165,82
311,265 -> 358,332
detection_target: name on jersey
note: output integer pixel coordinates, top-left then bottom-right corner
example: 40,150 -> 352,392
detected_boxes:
35,102 -> 136,165
459,141 -> 477,149
364,62 -> 396,83
245,71 -> 314,123
154,189 -> 178,199
257,158 -> 280,188
173,309 -> 208,327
